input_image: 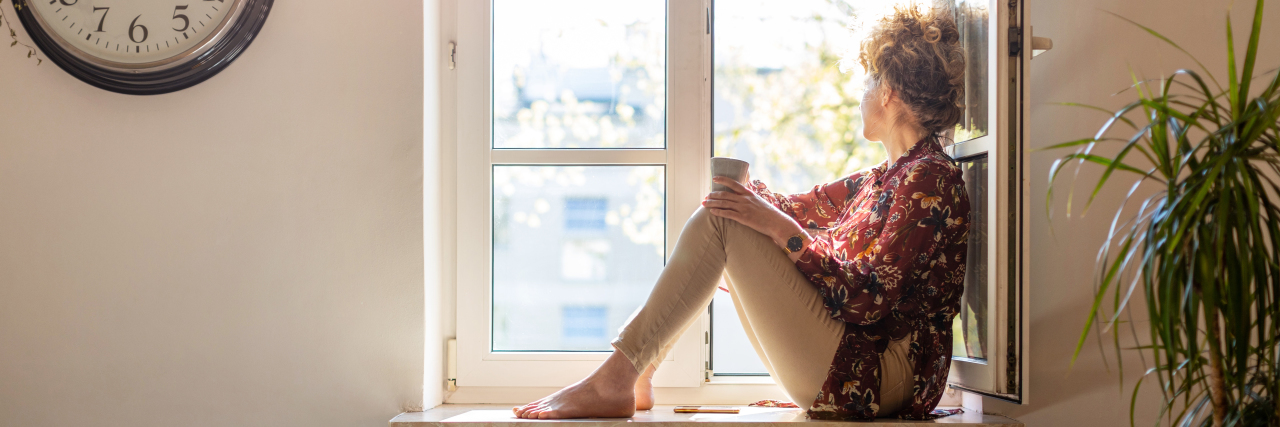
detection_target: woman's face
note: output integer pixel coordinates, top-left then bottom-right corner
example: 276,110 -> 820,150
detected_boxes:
860,77 -> 886,142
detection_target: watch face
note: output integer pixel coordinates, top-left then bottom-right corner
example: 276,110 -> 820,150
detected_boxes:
787,236 -> 803,252
29,0 -> 237,68
13,0 -> 272,94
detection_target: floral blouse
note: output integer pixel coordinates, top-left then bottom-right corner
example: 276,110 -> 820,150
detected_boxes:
751,138 -> 970,421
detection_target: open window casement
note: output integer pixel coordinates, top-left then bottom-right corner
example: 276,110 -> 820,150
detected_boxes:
449,0 -> 1030,403
941,0 -> 1031,404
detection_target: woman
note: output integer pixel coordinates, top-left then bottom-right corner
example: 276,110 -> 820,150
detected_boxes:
514,4 -> 970,421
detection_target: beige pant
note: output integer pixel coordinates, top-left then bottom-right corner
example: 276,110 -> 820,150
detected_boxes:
612,207 -> 912,415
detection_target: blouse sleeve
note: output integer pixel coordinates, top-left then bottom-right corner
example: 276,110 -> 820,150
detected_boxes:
793,162 -> 966,325
750,172 -> 866,230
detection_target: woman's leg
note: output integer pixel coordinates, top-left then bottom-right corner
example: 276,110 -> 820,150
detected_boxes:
717,230 -> 845,410
514,207 -> 731,419
515,207 -> 840,418
877,336 -> 914,415
725,231 -> 913,416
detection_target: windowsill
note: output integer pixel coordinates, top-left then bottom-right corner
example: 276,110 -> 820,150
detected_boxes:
390,405 -> 1022,426
706,375 -> 774,385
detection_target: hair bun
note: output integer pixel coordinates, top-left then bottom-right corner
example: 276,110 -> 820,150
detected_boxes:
857,3 -> 966,136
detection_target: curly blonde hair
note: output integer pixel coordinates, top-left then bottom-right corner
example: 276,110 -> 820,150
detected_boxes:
858,3 -> 966,137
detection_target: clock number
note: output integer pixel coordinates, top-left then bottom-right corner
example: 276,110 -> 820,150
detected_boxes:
172,6 -> 190,32
49,0 -> 77,5
129,15 -> 149,43
93,7 -> 109,33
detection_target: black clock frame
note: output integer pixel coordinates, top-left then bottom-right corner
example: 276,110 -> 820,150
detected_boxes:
11,0 -> 273,95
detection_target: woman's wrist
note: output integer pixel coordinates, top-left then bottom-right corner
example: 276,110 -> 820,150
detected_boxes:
772,220 -> 808,249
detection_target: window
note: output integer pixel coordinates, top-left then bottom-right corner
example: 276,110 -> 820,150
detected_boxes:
491,166 -> 665,352
563,197 -> 608,231
452,0 -> 1028,402
456,0 -> 705,389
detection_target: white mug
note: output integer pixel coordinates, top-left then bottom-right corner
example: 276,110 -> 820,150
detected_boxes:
710,157 -> 749,193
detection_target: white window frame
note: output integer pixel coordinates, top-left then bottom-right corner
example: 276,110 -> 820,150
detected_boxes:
444,0 -> 1029,405
452,0 -> 716,393
943,0 -> 1030,404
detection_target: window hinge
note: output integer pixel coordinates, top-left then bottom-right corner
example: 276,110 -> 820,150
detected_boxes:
447,338 -> 458,391
704,330 -> 712,382
448,41 -> 457,70
1008,26 -> 1022,57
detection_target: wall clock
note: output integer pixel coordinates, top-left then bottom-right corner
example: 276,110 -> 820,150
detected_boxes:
11,0 -> 272,95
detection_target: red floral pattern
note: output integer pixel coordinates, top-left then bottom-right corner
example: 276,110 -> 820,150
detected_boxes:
751,138 -> 970,421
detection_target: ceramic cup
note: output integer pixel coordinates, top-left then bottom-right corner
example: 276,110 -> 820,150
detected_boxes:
710,157 -> 750,193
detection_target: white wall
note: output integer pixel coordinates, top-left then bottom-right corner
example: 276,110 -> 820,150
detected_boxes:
0,1 -> 425,426
989,0 -> 1279,425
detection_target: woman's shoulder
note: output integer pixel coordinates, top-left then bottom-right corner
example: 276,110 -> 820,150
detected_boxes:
893,150 -> 964,189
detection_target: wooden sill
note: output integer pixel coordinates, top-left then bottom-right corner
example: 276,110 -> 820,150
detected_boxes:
390,405 -> 1021,427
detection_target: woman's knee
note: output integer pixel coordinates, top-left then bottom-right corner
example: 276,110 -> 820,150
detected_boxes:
687,206 -> 762,241
685,206 -> 720,233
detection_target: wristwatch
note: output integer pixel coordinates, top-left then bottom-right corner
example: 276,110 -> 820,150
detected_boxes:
782,233 -> 806,255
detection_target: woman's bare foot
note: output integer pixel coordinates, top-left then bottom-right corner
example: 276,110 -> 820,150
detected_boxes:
512,351 -> 640,419
634,364 -> 656,411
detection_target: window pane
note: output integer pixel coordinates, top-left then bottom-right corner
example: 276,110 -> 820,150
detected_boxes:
951,0 -> 989,142
952,155 -> 987,360
492,0 -> 666,149
493,166 -> 666,351
712,0 -> 883,375
713,0 -> 882,195
711,293 -> 770,375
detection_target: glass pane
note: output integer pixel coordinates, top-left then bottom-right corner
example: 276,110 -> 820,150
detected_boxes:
711,291 -> 769,375
950,0 -> 989,142
493,166 -> 666,351
492,0 -> 666,149
952,155 -> 987,360
713,0 -> 882,195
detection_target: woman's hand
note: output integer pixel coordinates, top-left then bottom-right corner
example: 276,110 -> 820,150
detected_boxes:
702,177 -> 809,259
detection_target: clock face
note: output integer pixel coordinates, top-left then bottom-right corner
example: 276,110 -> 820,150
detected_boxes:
29,0 -> 238,67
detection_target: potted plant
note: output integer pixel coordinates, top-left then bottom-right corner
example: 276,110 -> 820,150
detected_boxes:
1047,0 -> 1279,425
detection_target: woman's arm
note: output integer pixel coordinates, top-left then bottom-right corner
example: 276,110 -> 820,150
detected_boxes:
703,178 -> 813,262
793,163 -> 967,325
751,172 -> 866,230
